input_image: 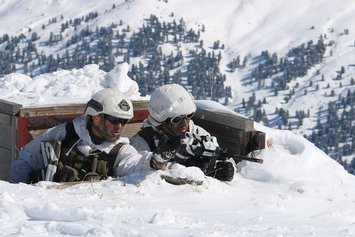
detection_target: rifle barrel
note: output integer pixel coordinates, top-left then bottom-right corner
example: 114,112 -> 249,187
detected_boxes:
223,153 -> 263,164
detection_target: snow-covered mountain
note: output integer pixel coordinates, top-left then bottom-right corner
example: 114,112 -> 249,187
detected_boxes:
1,1 -> 355,236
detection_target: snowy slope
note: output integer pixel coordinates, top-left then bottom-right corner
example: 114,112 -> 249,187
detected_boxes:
1,120 -> 355,236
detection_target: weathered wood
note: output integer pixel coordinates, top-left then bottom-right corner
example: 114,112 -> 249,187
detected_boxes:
194,108 -> 254,132
0,166 -> 10,181
0,124 -> 12,149
24,114 -> 81,130
0,147 -> 11,165
18,100 -> 148,117
131,100 -> 149,110
245,131 -> 266,154
193,107 -> 265,156
0,147 -> 11,181
19,104 -> 86,117
0,113 -> 11,126
0,113 -> 13,149
0,113 -> 13,153
122,122 -> 143,138
0,99 -> 22,115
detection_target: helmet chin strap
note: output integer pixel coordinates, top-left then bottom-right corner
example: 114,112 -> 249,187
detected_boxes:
89,117 -> 117,142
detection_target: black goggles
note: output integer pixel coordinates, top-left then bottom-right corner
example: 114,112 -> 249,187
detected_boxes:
104,114 -> 129,125
168,112 -> 194,124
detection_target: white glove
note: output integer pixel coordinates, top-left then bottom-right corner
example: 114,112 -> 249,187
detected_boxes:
199,135 -> 219,157
150,150 -> 174,170
175,132 -> 220,160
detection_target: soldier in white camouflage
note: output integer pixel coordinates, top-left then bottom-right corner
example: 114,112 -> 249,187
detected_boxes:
10,88 -> 151,184
130,84 -> 235,181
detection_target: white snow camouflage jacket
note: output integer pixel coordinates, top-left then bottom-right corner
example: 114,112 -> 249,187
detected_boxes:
10,115 -> 151,183
130,119 -> 212,152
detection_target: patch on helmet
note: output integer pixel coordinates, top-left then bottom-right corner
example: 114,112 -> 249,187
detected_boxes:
118,99 -> 130,111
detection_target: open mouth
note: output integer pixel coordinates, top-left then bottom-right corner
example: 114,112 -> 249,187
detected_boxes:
178,125 -> 188,133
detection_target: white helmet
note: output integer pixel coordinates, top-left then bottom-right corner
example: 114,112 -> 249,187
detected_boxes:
85,88 -> 133,119
148,84 -> 196,126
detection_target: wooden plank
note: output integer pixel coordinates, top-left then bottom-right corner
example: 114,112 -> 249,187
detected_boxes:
122,122 -> 143,138
25,114 -> 82,130
0,147 -> 12,166
19,104 -> 86,117
132,100 -> 149,110
18,100 -> 148,117
193,116 -> 248,155
21,110 -> 148,131
0,99 -> 22,115
194,108 -> 254,132
193,117 -> 244,139
244,131 -> 266,154
0,166 -> 10,181
0,113 -> 11,126
215,135 -> 244,155
193,109 -> 265,156
0,147 -> 12,181
0,123 -> 12,149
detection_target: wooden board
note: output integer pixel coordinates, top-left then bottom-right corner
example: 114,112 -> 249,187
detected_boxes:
0,147 -> 11,181
0,113 -> 12,149
0,113 -> 18,172
122,122 -> 143,138
18,101 -> 148,117
0,99 -> 22,115
194,108 -> 254,132
193,107 -> 265,156
0,124 -> 12,149
0,113 -> 11,126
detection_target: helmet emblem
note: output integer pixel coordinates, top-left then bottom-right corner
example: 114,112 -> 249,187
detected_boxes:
118,99 -> 130,111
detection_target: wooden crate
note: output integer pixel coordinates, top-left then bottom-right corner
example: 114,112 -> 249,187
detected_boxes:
193,107 -> 265,156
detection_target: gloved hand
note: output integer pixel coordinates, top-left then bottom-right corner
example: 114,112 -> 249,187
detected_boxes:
175,132 -> 220,161
199,135 -> 220,157
211,160 -> 235,181
150,150 -> 174,170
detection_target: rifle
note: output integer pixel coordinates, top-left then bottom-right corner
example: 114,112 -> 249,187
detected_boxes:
221,153 -> 264,164
203,151 -> 263,176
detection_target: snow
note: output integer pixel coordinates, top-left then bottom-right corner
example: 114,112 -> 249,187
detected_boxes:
1,64 -> 355,237
0,0 -> 355,236
0,63 -> 144,106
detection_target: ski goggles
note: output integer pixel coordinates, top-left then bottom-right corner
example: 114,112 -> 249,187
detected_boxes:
168,112 -> 195,124
104,114 -> 129,125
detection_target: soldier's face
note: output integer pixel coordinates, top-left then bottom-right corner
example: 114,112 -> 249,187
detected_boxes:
103,118 -> 123,140
162,117 -> 190,137
92,114 -> 126,141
